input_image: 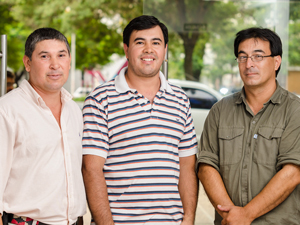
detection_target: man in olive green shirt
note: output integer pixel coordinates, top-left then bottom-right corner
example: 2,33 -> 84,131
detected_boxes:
197,27 -> 300,225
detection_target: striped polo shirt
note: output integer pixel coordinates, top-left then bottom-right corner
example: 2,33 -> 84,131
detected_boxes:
82,67 -> 197,225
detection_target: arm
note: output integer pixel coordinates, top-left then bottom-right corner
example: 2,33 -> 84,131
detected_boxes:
218,163 -> 300,225
76,216 -> 83,225
178,155 -> 198,225
197,163 -> 234,219
0,111 -> 14,221
82,155 -> 114,225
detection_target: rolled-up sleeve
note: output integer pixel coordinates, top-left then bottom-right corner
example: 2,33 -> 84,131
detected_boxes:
196,104 -> 220,172
276,106 -> 300,170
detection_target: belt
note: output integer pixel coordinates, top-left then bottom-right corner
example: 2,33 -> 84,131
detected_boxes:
2,212 -> 77,225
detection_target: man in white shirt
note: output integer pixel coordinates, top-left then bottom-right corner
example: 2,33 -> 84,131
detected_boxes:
0,28 -> 86,225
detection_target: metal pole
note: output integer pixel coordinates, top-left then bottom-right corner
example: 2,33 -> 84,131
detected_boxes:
71,33 -> 76,95
162,45 -> 168,79
0,35 -> 7,97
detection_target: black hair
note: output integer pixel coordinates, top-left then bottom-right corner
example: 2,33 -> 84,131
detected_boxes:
234,27 -> 282,76
25,27 -> 70,60
123,15 -> 168,47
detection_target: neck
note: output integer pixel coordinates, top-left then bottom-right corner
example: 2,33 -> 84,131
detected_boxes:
244,81 -> 277,115
125,70 -> 161,104
31,85 -> 62,128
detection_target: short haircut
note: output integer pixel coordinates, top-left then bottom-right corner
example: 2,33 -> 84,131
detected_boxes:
25,28 -> 70,60
123,15 -> 168,47
7,70 -> 15,79
234,27 -> 282,76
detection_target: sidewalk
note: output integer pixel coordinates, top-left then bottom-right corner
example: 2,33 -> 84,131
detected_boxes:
195,183 -> 214,225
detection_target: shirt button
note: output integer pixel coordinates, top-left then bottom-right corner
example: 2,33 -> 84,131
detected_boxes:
243,164 -> 247,169
252,121 -> 256,124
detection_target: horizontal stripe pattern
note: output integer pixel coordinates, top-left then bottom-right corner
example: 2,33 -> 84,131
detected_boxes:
83,78 -> 197,224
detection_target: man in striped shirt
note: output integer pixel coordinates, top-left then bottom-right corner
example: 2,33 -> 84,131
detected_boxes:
82,15 -> 198,225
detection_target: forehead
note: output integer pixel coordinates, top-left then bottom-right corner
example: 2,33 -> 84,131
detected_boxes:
129,26 -> 164,43
33,39 -> 68,53
238,38 -> 271,53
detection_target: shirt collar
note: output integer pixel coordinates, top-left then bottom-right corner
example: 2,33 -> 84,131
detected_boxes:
235,80 -> 282,105
115,67 -> 173,94
19,79 -> 72,106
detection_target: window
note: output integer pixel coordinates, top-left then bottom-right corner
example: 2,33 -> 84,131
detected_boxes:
181,87 -> 218,109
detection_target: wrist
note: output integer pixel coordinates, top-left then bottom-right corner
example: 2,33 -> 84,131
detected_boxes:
182,214 -> 195,223
243,205 -> 256,223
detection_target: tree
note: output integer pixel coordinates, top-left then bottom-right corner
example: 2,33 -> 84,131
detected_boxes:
288,1 -> 300,66
144,0 -> 239,81
5,0 -> 143,71
0,1 -> 29,71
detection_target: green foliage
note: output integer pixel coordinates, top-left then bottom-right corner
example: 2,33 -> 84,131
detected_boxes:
1,0 -> 143,71
2,0 -> 300,84
289,1 -> 300,66
0,2 -> 29,71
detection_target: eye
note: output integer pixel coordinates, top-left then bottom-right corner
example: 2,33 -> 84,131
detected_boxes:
136,41 -> 144,45
59,53 -> 66,57
40,55 -> 48,59
153,41 -> 160,45
253,55 -> 263,60
238,56 -> 247,60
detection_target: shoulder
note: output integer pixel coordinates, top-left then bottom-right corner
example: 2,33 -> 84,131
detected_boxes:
277,86 -> 300,112
0,88 -> 24,112
87,79 -> 118,101
212,91 -> 240,111
167,81 -> 190,103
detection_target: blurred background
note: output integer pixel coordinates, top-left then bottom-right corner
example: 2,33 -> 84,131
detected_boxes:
1,1 -> 300,224
1,0 -> 300,98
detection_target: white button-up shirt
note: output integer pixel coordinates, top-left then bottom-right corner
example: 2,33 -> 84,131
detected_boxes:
0,80 -> 86,225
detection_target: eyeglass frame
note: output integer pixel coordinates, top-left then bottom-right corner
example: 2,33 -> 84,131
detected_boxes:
235,54 -> 274,63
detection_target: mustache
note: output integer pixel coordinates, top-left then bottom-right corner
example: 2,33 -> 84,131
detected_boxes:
140,53 -> 157,59
245,68 -> 259,74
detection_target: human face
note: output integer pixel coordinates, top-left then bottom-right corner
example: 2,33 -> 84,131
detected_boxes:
123,26 -> 167,78
23,39 -> 71,95
237,38 -> 281,89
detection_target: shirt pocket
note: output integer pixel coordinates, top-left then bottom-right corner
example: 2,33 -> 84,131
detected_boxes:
254,126 -> 283,165
218,127 -> 244,165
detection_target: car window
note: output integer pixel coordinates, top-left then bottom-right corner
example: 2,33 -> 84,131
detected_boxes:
182,87 -> 218,109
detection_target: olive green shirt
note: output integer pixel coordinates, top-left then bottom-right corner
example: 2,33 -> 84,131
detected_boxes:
197,83 -> 300,224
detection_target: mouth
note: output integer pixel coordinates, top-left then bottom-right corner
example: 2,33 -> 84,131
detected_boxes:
246,73 -> 258,76
47,73 -> 63,79
141,58 -> 155,62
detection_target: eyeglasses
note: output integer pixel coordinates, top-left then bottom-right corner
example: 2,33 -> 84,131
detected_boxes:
235,54 -> 274,63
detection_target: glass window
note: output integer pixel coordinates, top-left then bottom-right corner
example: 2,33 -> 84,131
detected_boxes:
181,87 -> 218,109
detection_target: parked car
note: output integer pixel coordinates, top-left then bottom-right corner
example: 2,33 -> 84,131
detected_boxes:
73,87 -> 93,98
168,79 -> 223,141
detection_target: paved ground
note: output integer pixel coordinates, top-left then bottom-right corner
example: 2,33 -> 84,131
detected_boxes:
195,183 -> 215,225
83,183 -> 215,225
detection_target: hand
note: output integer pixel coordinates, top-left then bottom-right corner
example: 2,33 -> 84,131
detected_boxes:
218,205 -> 253,225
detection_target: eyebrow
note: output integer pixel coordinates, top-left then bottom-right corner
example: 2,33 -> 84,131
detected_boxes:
133,37 -> 163,43
38,49 -> 68,55
238,49 -> 266,55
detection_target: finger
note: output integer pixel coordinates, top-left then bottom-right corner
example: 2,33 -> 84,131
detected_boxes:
218,204 -> 231,212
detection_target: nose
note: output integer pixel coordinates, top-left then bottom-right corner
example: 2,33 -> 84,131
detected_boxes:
50,57 -> 60,70
143,42 -> 153,53
245,56 -> 254,68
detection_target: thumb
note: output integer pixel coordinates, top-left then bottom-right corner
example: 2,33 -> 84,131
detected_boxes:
217,204 -> 232,212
